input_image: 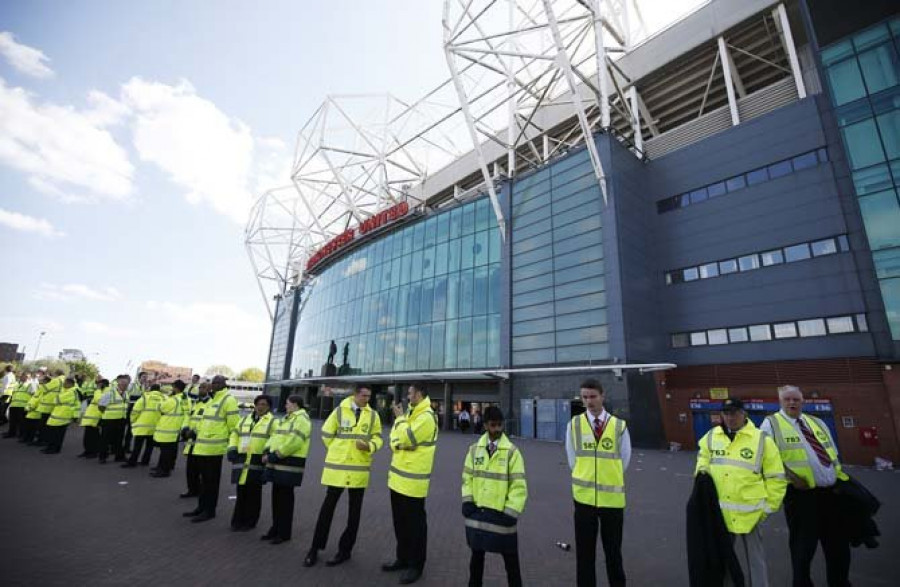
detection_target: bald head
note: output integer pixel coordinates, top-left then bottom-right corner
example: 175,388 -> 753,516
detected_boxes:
211,375 -> 227,392
778,385 -> 803,418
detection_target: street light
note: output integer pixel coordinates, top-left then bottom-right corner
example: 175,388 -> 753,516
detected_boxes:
32,331 -> 46,361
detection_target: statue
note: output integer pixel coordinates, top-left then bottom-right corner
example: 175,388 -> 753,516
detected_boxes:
327,340 -> 337,365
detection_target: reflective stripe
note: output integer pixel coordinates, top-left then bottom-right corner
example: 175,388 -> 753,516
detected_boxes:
571,478 -> 625,493
753,431 -> 766,474
709,457 -> 758,471
323,462 -> 371,472
416,440 -> 436,447
250,433 -> 269,439
765,472 -> 787,480
406,427 -> 417,447
719,499 -> 767,513
322,432 -> 336,438
154,427 -> 181,434
462,494 -> 473,502
783,460 -> 809,469
194,438 -> 228,445
390,466 -> 431,480
270,464 -> 305,473
464,519 -> 517,535
573,450 -> 618,459
503,507 -> 520,518
335,432 -> 369,440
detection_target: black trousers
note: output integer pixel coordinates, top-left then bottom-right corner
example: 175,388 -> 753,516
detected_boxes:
784,486 -> 851,587
269,484 -> 296,539
44,425 -> 67,451
82,426 -> 101,455
231,483 -> 263,529
155,442 -> 178,473
99,420 -> 126,461
185,453 -> 201,495
390,489 -> 428,569
21,417 -> 40,443
127,435 -> 154,465
469,549 -> 522,587
0,397 -> 9,424
36,414 -> 50,443
195,455 -> 223,516
311,486 -> 365,554
123,403 -> 136,451
7,407 -> 25,437
574,502 -> 626,587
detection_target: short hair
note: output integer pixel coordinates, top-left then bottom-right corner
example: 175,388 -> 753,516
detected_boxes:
99,378 -> 110,388
138,371 -> 147,377
355,384 -> 372,394
483,406 -> 504,423
409,382 -> 426,395
254,394 -> 272,407
150,384 -> 161,391
777,385 -> 803,399
172,379 -> 186,391
116,374 -> 129,380
286,394 -> 305,409
4,365 -> 11,372
580,378 -> 603,393
191,374 -> 200,379
64,377 -> 75,385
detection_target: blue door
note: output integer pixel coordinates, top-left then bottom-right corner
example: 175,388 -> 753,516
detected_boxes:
692,411 -> 713,444
556,399 -> 572,441
536,399 -> 557,440
519,399 -> 535,439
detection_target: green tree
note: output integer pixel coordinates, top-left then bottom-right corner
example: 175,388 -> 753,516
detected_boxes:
205,364 -> 235,378
66,359 -> 99,382
237,367 -> 265,382
23,358 -> 69,375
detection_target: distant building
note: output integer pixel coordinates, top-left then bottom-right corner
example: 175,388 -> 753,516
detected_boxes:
58,348 -> 86,362
0,342 -> 21,363
139,360 -> 193,384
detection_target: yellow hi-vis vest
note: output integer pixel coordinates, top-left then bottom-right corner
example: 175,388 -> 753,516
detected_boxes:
570,413 -> 627,508
80,389 -> 104,427
193,389 -> 240,456
388,396 -> 438,498
10,382 -> 32,409
462,433 -> 528,518
130,390 -> 163,436
47,385 -> 80,426
695,420 -> 788,534
265,409 -> 312,486
37,377 -> 63,415
26,385 -> 44,419
101,389 -> 128,420
154,395 -> 189,443
183,397 -> 207,455
320,396 -> 383,488
229,412 -> 275,485
764,412 -> 848,487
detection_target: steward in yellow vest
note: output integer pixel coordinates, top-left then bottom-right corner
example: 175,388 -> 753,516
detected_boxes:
759,385 -> 853,587
35,372 -> 65,445
22,374 -> 47,444
227,395 -> 275,531
4,374 -> 32,439
79,379 -> 108,458
262,395 -> 311,544
98,375 -> 130,463
462,406 -> 527,587
696,398 -> 787,585
152,380 -> 191,477
304,385 -> 383,568
180,381 -> 210,498
42,377 -> 80,454
123,384 -> 164,468
383,384 -> 438,582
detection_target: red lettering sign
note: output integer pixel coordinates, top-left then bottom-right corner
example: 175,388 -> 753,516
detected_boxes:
305,201 -> 410,271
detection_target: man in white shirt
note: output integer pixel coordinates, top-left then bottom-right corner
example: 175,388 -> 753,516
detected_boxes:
565,379 -> 631,587
760,385 -> 850,587
0,365 -> 16,425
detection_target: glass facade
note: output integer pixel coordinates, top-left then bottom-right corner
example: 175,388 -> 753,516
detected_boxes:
823,17 -> 900,338
289,197 -> 501,377
266,291 -> 295,381
510,147 -> 609,365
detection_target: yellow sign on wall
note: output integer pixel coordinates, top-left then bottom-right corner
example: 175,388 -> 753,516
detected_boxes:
710,387 -> 729,400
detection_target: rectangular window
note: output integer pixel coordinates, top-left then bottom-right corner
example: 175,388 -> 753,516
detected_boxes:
858,189 -> 900,250
768,160 -> 793,179
707,181 -> 727,198
699,262 -> 719,279
826,316 -> 855,334
671,333 -> 689,348
761,250 -> 784,266
773,322 -> 798,339
792,151 -> 819,170
728,327 -> 749,343
784,243 -> 811,263
689,188 -> 708,204
842,119 -> 886,169
725,175 -> 746,192
707,329 -> 728,345
811,238 -> 838,257
739,254 -> 760,271
855,313 -> 869,332
749,324 -> 772,341
798,318 -> 827,337
719,259 -> 738,275
837,234 -> 850,251
746,168 -> 769,185
826,57 -> 867,106
690,332 -> 707,346
683,267 -> 699,282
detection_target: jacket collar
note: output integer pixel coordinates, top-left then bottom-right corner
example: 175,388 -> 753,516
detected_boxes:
480,432 -> 510,450
408,396 -> 431,419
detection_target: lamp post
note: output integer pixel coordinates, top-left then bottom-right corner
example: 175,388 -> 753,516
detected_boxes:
32,331 -> 46,361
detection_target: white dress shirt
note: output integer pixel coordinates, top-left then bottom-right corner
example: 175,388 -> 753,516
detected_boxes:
759,410 -> 838,487
565,408 -> 632,471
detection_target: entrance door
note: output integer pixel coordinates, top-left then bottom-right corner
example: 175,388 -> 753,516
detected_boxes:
536,399 -> 557,440
519,399 -> 535,438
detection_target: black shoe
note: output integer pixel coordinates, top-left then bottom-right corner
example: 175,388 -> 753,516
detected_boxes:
114,457 -> 127,462
382,560 -> 408,572
303,551 -> 318,567
140,462 -> 151,466
399,568 -> 423,584
270,537 -> 289,545
183,510 -> 202,518
261,533 -> 275,541
191,513 -> 215,523
326,551 -> 351,567
179,492 -> 198,498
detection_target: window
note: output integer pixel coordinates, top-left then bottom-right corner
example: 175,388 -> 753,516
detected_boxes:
856,313 -> 869,332
773,322 -> 798,339
798,318 -> 827,337
826,57 -> 867,106
671,333 -> 690,348
842,119 -> 886,169
827,316 -> 855,334
699,262 -> 719,279
811,238 -> 838,257
749,324 -> 772,341
719,259 -> 738,275
746,168 -> 769,185
707,329 -> 728,345
690,332 -> 708,346
739,254 -> 760,271
708,182 -> 727,198
683,267 -> 699,282
689,188 -> 708,204
728,327 -> 749,343
792,151 -> 819,170
858,190 -> 900,250
761,250 -> 784,266
768,160 -> 793,179
784,243 -> 811,263
726,175 -> 746,192
857,43 -> 900,95
837,235 -> 850,251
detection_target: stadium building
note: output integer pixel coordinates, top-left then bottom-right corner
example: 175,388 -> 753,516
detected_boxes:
248,0 -> 900,464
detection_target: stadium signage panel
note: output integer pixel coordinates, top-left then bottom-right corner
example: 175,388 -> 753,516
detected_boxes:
306,201 -> 410,271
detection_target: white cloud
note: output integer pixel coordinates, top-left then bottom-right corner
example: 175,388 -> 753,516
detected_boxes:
0,32 -> 54,79
85,90 -> 130,127
0,78 -> 134,201
0,207 -> 64,237
80,320 -> 137,338
35,283 -> 123,302
121,77 -> 292,224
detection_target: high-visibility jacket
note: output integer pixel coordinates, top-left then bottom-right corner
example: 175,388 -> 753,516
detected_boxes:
763,412 -> 849,488
570,413 -> 627,508
193,389 -> 240,456
461,433 -> 528,553
26,385 -> 43,420
37,376 -> 64,415
229,412 -> 276,485
130,390 -> 163,436
127,382 -> 146,403
183,397 -> 208,455
80,388 -> 104,427
388,396 -> 438,498
320,396 -> 383,488
695,421 -> 788,534
185,383 -> 200,399
79,381 -> 97,403
265,409 -> 311,486
100,389 -> 128,420
154,394 -> 190,443
47,385 -> 81,426
10,382 -> 33,409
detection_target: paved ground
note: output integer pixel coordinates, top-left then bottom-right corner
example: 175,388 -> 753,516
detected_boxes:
1,423 -> 898,586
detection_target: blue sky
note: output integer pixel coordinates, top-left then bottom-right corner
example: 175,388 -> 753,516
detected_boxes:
0,0 -> 701,378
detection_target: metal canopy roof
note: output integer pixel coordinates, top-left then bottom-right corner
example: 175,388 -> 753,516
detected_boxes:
272,362 -> 677,386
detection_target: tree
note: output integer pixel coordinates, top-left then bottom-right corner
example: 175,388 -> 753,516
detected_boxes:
66,359 -> 99,382
205,364 -> 235,378
23,358 -> 69,375
237,367 -> 265,382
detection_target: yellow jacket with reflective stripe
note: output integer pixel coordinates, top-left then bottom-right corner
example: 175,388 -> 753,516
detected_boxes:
763,412 -> 849,488
695,420 -> 788,534
100,389 -> 128,420
462,433 -> 527,518
10,382 -> 32,409
265,409 -> 312,458
26,384 -> 44,419
47,385 -> 80,426
130,390 -> 163,436
37,377 -> 63,414
388,397 -> 438,498
229,412 -> 276,485
80,389 -> 104,427
153,394 -> 189,443
193,389 -> 240,456
570,414 -> 627,508
320,396 -> 383,488
183,397 -> 208,455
